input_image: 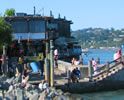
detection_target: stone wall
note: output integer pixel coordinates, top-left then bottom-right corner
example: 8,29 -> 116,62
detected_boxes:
58,60 -> 89,79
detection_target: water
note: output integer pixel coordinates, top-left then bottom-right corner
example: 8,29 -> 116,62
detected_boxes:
69,89 -> 124,100
82,48 -> 124,65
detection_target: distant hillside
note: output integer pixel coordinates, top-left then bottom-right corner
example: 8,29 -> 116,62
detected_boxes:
71,28 -> 124,48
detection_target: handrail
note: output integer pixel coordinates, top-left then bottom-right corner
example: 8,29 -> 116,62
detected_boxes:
95,57 -> 121,72
93,61 -> 121,78
92,57 -> 122,78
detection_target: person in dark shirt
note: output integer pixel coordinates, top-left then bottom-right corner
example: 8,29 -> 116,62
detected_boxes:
74,67 -> 81,79
71,67 -> 81,82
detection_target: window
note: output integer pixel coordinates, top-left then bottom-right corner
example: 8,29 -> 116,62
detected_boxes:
29,20 -> 45,33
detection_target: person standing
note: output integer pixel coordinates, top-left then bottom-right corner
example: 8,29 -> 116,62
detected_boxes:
113,49 -> 122,62
54,49 -> 58,68
92,58 -> 98,75
18,57 -> 24,74
117,48 -> 122,61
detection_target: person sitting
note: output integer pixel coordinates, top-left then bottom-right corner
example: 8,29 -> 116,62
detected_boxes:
21,64 -> 32,88
75,67 -> 81,79
71,57 -> 76,65
70,68 -> 81,83
21,76 -> 27,88
71,57 -> 80,65
17,57 -> 24,76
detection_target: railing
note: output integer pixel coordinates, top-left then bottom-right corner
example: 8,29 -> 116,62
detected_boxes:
91,57 -> 123,81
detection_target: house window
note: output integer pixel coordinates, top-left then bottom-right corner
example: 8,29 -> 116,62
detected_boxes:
29,20 -> 45,33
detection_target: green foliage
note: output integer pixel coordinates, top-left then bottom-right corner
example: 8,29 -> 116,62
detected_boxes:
0,17 -> 12,52
72,28 -> 124,48
4,8 -> 15,16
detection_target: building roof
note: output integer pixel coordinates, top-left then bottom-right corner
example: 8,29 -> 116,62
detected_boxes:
5,15 -> 72,24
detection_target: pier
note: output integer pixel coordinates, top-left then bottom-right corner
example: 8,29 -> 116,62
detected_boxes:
54,57 -> 124,93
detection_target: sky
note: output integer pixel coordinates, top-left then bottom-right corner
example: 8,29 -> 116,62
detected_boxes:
1,0 -> 124,31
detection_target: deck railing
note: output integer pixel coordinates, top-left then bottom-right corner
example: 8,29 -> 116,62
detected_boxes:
90,57 -> 124,81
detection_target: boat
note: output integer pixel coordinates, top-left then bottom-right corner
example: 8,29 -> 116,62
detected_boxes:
82,48 -> 89,53
55,58 -> 124,93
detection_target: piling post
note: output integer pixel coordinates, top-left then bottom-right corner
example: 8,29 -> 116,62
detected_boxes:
44,41 -> 50,84
121,55 -> 123,62
50,40 -> 54,87
1,45 -> 7,76
44,58 -> 50,84
88,60 -> 93,81
121,54 -> 123,62
97,57 -> 100,64
106,61 -> 110,74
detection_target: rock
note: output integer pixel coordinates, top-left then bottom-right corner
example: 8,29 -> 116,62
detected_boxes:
0,97 -> 2,100
38,90 -> 46,100
16,88 -> 25,100
7,85 -> 13,94
29,93 -> 39,100
25,83 -> 32,91
25,91 -> 32,98
56,89 -> 63,95
53,95 -> 66,100
38,83 -> 43,91
6,77 -> 15,84
6,93 -> 16,100
5,96 -> 16,100
64,92 -> 71,96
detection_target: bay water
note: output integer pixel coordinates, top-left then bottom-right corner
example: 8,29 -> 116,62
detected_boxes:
82,48 -> 124,65
69,89 -> 124,100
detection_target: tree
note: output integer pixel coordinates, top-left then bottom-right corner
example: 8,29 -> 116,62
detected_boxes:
0,17 -> 13,53
4,8 -> 15,16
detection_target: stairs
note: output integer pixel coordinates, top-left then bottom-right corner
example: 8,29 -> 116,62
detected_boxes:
92,61 -> 124,82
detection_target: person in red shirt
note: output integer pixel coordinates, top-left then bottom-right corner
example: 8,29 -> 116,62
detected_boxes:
114,49 -> 122,62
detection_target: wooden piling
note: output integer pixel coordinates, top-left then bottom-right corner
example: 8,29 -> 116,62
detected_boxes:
50,40 -> 54,87
88,60 -> 93,81
44,41 -> 50,83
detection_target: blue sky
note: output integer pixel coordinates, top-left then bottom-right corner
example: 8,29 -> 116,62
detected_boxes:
1,0 -> 124,30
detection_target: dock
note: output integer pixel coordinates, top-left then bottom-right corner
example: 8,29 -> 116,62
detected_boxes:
54,58 -> 124,93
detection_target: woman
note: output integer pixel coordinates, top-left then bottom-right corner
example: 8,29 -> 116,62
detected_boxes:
92,58 -> 98,75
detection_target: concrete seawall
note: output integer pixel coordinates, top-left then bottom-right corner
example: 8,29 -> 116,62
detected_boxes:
57,60 -> 89,79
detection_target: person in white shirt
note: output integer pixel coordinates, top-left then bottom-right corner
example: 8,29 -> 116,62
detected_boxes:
92,58 -> 98,75
54,49 -> 58,67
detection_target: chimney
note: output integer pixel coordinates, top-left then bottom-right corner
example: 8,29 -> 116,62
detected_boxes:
34,6 -> 36,15
50,10 -> 52,17
58,13 -> 61,19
